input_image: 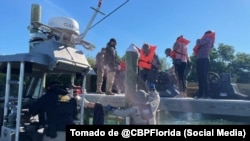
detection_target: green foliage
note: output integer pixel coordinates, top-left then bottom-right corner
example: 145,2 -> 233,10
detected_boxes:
46,44 -> 250,86
159,57 -> 168,71
187,43 -> 250,83
87,56 -> 95,68
217,43 -> 235,62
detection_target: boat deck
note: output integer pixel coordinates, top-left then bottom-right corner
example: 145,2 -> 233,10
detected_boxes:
85,93 -> 250,117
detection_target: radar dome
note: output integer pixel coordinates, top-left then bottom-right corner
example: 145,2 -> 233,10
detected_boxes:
48,17 -> 80,35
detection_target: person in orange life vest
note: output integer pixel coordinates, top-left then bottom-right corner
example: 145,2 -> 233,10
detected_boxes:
165,48 -> 178,85
171,35 -> 190,97
194,30 -> 215,99
165,48 -> 176,58
166,49 -> 192,92
193,31 -> 215,56
136,43 -> 161,92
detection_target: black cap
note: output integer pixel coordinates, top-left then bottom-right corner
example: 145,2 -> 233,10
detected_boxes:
176,35 -> 183,41
165,48 -> 171,56
205,30 -> 213,34
109,38 -> 116,43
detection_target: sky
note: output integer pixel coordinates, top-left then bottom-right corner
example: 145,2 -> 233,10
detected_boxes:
1,0 -> 250,64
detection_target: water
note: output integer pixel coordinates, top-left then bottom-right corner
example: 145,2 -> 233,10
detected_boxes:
83,108 -> 250,125
158,111 -> 250,125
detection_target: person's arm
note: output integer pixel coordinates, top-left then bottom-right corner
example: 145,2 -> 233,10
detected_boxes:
131,43 -> 141,53
148,90 -> 160,113
196,37 -> 210,46
173,42 -> 181,51
111,107 -> 137,117
84,99 -> 95,108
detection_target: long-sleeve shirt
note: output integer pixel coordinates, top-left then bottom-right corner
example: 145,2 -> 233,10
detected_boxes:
104,45 -> 119,70
196,37 -> 214,59
173,42 -> 189,62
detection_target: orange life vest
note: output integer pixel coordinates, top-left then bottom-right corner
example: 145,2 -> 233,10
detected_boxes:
193,32 -> 215,56
138,46 -> 156,69
169,50 -> 176,59
120,61 -> 126,71
202,32 -> 215,41
193,45 -> 199,56
177,36 -> 190,45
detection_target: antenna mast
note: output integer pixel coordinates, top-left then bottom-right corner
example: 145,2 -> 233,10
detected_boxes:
80,0 -> 104,39
79,0 -> 130,39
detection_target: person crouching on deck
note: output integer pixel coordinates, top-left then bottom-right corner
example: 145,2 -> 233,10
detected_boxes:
106,84 -> 160,125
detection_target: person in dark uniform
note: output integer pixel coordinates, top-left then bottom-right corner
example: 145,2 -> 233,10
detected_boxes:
29,81 -> 77,141
104,38 -> 119,95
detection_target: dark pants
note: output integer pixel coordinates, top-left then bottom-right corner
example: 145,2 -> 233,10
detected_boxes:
138,68 -> 158,91
174,62 -> 187,92
196,58 -> 210,98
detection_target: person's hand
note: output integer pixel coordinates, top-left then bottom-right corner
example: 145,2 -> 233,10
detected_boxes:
106,105 -> 116,111
148,83 -> 156,91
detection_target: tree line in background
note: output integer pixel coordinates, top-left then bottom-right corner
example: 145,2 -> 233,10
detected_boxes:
188,43 -> 250,83
0,43 -> 249,93
87,43 -> 250,83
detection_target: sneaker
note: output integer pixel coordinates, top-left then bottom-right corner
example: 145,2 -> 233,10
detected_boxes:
106,91 -> 115,95
96,91 -> 104,94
